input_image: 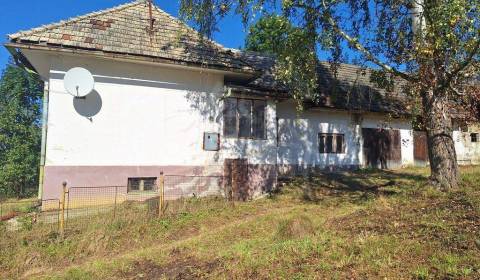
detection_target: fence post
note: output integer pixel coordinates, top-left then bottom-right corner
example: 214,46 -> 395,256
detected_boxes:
158,172 -> 165,217
59,182 -> 67,238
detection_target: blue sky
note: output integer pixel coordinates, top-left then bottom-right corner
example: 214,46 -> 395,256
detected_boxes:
0,0 -> 248,72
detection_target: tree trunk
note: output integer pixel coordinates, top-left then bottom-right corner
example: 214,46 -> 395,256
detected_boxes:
422,89 -> 459,190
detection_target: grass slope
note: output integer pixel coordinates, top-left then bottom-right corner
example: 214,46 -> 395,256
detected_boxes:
1,167 -> 479,279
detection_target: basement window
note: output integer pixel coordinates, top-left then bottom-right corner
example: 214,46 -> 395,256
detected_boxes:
224,97 -> 266,139
471,133 -> 479,143
128,177 -> 156,192
319,133 -> 345,154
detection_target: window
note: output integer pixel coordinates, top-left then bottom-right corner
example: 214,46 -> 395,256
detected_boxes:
319,133 -> 345,154
224,98 -> 237,137
238,99 -> 252,138
223,97 -> 266,139
252,100 -> 266,138
128,177 -> 156,192
471,133 -> 479,143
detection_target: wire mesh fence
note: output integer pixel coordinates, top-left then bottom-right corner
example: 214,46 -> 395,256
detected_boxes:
38,199 -> 61,232
64,185 -> 159,233
66,186 -> 126,220
0,199 -> 33,219
54,174 -> 231,235
0,173 -> 233,237
0,198 -> 60,232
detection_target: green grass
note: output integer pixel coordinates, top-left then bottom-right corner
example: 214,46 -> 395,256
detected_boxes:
1,167 -> 480,279
0,198 -> 39,216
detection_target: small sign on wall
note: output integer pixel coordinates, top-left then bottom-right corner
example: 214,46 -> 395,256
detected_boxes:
203,132 -> 220,151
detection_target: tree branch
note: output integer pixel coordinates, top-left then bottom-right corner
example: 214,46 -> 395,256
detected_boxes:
321,0 -> 417,83
442,37 -> 480,92
449,84 -> 465,96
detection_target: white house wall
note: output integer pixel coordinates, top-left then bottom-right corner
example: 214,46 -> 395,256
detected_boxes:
276,100 -> 415,172
454,128 -> 480,165
22,52 -> 278,199
46,55 -> 227,166
277,100 -> 361,169
26,50 -> 480,201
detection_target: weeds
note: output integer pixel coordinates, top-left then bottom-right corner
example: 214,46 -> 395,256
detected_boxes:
276,215 -> 315,240
1,166 -> 479,279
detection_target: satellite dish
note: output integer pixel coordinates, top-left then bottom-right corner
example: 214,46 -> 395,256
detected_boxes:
64,67 -> 95,97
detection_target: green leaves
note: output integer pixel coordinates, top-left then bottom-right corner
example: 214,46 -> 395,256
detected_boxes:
245,15 -> 294,55
0,62 -> 43,198
182,0 -> 479,108
245,14 -> 318,103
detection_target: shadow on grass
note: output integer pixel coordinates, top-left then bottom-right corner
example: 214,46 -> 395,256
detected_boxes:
274,169 -> 429,204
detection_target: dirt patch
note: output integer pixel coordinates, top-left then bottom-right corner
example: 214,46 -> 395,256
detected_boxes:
167,224 -> 201,242
119,249 -> 221,280
328,207 -> 399,235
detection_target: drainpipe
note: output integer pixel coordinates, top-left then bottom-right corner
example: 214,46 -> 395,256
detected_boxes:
38,81 -> 49,200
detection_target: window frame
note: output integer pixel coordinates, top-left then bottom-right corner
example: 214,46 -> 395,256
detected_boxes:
318,133 -> 346,154
471,133 -> 479,143
223,97 -> 267,140
127,177 -> 157,193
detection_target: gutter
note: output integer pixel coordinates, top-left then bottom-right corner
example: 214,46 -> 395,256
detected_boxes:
224,84 -> 290,100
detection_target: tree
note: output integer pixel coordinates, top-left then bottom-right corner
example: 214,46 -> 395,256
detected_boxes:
244,13 -> 318,102
180,0 -> 480,189
245,14 -> 295,54
0,61 -> 43,198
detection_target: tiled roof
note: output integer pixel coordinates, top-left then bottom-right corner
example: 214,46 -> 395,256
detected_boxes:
6,0 -> 411,114
8,0 -> 254,72
227,51 -> 411,115
314,62 -> 411,115
227,49 -> 289,92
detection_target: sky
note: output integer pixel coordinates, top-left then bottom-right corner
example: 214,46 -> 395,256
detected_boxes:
0,0 -> 248,72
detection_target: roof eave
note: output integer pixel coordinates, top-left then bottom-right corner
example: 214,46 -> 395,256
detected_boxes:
225,84 -> 290,99
5,41 -> 260,75
306,104 -> 411,118
4,44 -> 39,74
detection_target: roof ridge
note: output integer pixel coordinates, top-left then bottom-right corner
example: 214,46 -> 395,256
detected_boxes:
7,0 -> 255,73
8,0 -> 142,40
151,4 -> 253,69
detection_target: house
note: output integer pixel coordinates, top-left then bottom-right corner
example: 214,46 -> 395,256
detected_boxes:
4,0 -> 479,201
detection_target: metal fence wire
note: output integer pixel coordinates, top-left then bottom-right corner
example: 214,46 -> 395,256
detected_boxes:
56,174 -> 230,235
38,199 -> 61,231
1,174 -> 232,236
0,199 -> 60,232
67,186 -> 125,220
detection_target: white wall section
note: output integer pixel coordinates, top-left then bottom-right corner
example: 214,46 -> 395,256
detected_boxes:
38,54 -> 276,167
276,100 -> 415,168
